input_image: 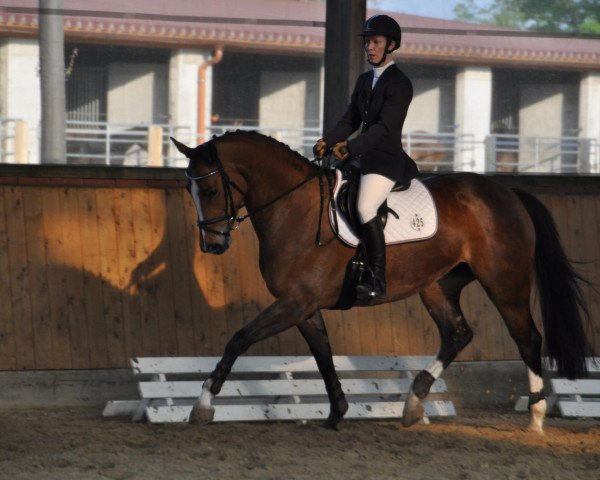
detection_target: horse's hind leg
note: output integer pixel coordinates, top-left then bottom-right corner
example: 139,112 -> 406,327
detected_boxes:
403,265 -> 474,427
297,310 -> 348,430
482,288 -> 545,433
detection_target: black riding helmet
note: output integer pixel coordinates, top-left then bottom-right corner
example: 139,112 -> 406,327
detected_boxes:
360,14 -> 401,66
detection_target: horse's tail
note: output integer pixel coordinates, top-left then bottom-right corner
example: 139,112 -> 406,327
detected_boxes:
512,188 -> 593,379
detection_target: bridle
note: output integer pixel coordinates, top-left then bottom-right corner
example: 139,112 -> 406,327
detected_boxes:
185,140 -> 337,246
185,142 -> 246,238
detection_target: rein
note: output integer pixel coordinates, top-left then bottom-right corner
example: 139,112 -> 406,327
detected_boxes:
186,141 -> 337,246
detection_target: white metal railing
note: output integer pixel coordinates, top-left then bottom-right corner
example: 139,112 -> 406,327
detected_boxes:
1,119 -> 598,174
485,134 -> 598,173
66,120 -> 192,167
0,117 -> 18,163
403,131 -> 477,171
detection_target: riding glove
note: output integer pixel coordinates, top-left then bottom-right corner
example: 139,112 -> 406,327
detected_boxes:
332,141 -> 350,161
313,138 -> 327,158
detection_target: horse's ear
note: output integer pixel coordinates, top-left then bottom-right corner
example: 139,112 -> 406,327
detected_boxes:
170,137 -> 193,157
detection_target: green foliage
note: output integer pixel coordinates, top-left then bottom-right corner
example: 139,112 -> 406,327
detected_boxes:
454,0 -> 600,33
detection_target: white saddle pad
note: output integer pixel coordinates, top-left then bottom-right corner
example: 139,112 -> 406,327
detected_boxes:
329,169 -> 438,247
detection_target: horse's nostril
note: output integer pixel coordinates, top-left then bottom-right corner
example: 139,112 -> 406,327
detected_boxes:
203,243 -> 226,255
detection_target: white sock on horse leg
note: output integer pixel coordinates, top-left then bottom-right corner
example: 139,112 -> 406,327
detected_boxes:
528,368 -> 546,433
199,378 -> 214,408
426,359 -> 444,379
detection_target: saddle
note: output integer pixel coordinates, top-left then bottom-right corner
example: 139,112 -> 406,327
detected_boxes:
335,165 -> 410,235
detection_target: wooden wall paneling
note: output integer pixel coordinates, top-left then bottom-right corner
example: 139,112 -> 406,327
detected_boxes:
4,186 -> 35,369
41,188 -> 73,369
147,190 -> 177,357
164,189 -> 196,356
373,303 -> 395,355
323,309 -> 346,356
21,187 -> 53,369
388,299 -> 410,356
403,295 -> 425,356
96,188 -> 127,366
77,188 -> 108,367
113,188 -> 143,360
591,196 -> 600,348
0,187 -> 17,369
235,222 -> 266,356
58,187 -> 90,369
165,189 -> 195,356
569,193 -> 599,346
1,173 -> 598,371
339,301 -> 363,355
197,251 -> 228,356
356,304 -> 379,355
182,194 -> 213,355
223,220 -> 256,355
129,189 -> 161,357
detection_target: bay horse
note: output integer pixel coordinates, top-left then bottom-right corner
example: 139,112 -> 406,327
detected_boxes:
170,131 -> 592,433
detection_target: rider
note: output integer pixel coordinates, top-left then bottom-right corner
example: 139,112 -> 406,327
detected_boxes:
314,14 -> 419,301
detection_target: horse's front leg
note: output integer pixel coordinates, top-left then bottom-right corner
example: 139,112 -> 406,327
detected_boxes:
297,310 -> 348,430
191,296 -> 311,423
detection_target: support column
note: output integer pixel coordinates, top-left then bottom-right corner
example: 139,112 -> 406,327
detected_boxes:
579,72 -> 600,173
454,66 -> 492,172
168,48 -> 214,147
39,0 -> 66,164
0,38 -> 41,164
323,0 -> 366,133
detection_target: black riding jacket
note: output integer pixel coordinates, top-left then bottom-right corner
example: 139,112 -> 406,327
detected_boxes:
323,63 -> 419,183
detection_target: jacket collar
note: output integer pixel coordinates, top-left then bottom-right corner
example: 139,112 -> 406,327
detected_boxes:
367,62 -> 397,96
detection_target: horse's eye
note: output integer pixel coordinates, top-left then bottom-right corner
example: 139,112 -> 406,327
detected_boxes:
202,187 -> 218,198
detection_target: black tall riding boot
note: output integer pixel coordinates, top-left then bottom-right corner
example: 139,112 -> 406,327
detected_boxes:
356,217 -> 387,300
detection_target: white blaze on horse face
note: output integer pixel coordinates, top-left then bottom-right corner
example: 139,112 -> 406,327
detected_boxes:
189,179 -> 205,225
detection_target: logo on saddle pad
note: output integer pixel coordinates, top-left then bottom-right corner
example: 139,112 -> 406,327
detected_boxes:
330,169 -> 438,247
410,213 -> 425,232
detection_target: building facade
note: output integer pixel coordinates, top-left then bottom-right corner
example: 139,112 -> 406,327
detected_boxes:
0,0 -> 599,172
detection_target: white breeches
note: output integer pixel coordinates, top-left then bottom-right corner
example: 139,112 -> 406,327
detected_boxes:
357,173 -> 396,224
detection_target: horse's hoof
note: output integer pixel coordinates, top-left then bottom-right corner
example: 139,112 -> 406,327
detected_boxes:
322,415 -> 341,431
527,421 -> 545,435
402,393 -> 425,427
401,410 -> 424,428
189,404 -> 215,425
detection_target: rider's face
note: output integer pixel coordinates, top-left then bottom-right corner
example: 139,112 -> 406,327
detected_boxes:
364,35 -> 392,64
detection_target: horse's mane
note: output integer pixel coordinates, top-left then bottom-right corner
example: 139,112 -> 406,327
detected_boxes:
214,130 -> 317,173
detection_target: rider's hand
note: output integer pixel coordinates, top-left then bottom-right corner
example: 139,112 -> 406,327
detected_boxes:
332,141 -> 350,161
313,138 -> 327,158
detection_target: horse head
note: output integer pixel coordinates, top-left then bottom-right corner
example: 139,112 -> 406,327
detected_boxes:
171,137 -> 246,255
